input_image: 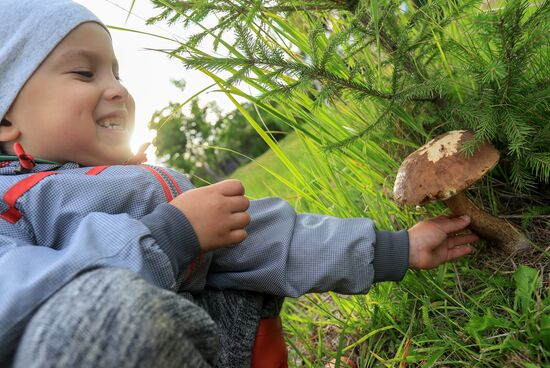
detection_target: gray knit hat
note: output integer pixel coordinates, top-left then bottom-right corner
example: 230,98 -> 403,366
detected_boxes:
0,0 -> 104,120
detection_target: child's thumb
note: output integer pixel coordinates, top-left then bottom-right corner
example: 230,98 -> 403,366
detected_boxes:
440,215 -> 471,234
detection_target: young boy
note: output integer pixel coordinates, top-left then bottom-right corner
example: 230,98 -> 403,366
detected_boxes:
0,1 -> 477,367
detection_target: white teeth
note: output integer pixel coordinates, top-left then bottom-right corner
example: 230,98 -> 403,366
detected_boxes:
97,119 -> 126,130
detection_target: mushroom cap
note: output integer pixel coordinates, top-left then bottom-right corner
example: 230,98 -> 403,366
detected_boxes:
393,130 -> 500,205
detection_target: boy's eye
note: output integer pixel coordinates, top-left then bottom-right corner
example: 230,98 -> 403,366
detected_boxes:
73,71 -> 94,78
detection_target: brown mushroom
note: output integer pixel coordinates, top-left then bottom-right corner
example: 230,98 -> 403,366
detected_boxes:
393,130 -> 530,253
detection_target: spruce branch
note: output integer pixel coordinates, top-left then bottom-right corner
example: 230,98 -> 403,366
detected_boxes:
147,0 -> 550,192
510,158 -> 537,191
165,1 -> 350,13
182,53 -> 440,103
324,100 -> 396,151
149,0 -> 350,25
528,153 -> 550,183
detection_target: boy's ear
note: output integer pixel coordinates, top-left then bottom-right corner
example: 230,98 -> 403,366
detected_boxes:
0,117 -> 21,142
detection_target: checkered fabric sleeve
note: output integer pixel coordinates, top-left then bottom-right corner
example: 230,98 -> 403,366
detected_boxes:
207,197 -> 409,297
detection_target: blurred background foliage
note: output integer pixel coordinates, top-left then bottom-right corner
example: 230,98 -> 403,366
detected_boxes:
149,80 -> 291,185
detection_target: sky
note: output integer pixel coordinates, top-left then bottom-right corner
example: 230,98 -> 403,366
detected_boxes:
73,0 -> 237,154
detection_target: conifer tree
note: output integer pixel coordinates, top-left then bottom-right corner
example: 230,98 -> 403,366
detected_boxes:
147,0 -> 550,193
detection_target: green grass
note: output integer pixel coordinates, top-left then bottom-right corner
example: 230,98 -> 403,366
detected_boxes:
231,133 -> 550,367
231,133 -> 303,202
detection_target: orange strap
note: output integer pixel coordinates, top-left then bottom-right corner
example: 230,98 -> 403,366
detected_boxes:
251,317 -> 288,368
0,172 -> 57,224
85,166 -> 109,176
155,166 -> 183,195
140,165 -> 173,201
0,166 -> 108,224
139,165 -> 200,279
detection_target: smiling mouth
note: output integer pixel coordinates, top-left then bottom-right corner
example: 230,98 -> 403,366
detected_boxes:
97,117 -> 127,131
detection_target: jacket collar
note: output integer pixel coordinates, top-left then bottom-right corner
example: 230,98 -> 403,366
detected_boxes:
0,155 -> 78,175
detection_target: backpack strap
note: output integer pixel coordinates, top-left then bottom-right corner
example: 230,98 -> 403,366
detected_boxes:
155,166 -> 183,195
0,172 -> 58,224
139,165 -> 203,279
140,165 -> 174,201
0,166 -> 109,224
85,165 -> 109,176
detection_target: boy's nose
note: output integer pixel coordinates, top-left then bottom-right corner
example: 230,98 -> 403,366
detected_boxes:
103,78 -> 129,102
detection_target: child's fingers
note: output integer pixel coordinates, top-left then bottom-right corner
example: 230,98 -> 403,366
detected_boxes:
226,195 -> 250,213
436,215 -> 472,234
446,233 -> 479,248
229,212 -> 251,229
228,229 -> 248,244
445,244 -> 473,262
216,179 -> 245,196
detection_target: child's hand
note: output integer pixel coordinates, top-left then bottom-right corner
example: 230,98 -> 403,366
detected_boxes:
408,215 -> 478,269
169,179 -> 251,252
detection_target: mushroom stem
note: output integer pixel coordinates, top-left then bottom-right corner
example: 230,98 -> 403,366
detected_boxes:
444,192 -> 530,253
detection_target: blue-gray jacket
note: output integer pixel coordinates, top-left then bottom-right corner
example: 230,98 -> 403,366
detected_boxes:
0,160 -> 408,359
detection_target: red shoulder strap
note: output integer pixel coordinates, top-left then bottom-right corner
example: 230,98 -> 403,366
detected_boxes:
140,165 -> 202,278
140,165 -> 174,201
0,172 -> 58,224
86,166 -> 109,176
155,167 -> 183,195
0,166 -> 108,224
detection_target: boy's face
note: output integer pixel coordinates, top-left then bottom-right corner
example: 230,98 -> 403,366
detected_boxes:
2,22 -> 135,166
